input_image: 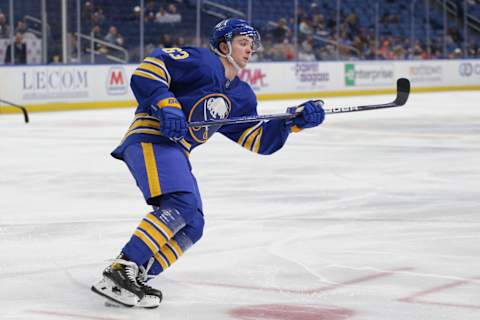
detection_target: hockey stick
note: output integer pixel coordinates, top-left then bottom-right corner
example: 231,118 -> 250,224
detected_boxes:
188,78 -> 410,127
0,99 -> 30,123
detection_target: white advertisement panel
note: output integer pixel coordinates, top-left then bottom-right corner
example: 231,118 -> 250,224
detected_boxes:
0,64 -> 137,107
0,59 -> 479,112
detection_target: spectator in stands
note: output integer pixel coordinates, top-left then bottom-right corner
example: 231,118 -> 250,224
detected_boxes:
145,0 -> 158,23
298,41 -> 316,61
160,34 -> 174,48
379,39 -> 394,60
156,4 -> 181,24
467,40 -> 478,57
92,7 -> 106,27
256,33 -> 275,61
155,7 -> 168,23
175,36 -> 186,47
312,14 -> 328,37
411,40 -> 428,59
298,16 -> 314,37
104,26 -> 124,47
82,1 -> 96,24
271,18 -> 289,43
392,44 -> 406,60
0,13 -> 10,38
273,38 -> 296,61
15,20 -> 28,35
50,54 -> 62,64
449,47 -> 463,59
5,32 -> 27,64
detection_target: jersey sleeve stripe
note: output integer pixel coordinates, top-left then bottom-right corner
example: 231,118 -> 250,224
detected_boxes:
290,125 -> 303,133
237,121 -> 264,146
252,128 -> 263,153
139,62 -> 169,82
157,97 -> 182,109
244,127 -> 261,150
144,57 -> 171,83
133,70 -> 169,87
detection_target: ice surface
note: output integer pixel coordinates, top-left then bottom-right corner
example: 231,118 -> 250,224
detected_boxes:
1,91 -> 479,319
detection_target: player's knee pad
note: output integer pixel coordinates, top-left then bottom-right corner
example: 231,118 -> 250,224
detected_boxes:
181,211 -> 205,244
152,192 -> 200,224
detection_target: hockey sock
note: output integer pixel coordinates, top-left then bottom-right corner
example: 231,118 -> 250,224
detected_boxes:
147,230 -> 194,276
122,208 -> 186,266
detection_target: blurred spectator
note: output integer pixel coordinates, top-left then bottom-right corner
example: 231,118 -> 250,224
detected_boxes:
161,34 -> 174,48
5,32 -> 27,64
392,44 -> 406,60
15,20 -> 27,34
313,14 -> 328,37
104,26 -> 124,47
92,7 -> 106,26
271,18 -> 289,43
145,0 -> 158,23
175,36 -> 186,47
299,16 -> 314,37
273,38 -> 296,61
51,54 -> 61,64
82,1 -> 95,22
449,47 -> 463,59
298,41 -> 316,61
156,4 -> 181,24
0,13 -> 10,38
379,39 -> 394,59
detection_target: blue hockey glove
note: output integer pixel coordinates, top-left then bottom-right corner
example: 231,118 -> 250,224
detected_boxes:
157,106 -> 187,140
288,100 -> 325,130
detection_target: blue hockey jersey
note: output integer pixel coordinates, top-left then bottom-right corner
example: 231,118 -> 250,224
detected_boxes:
112,47 -> 294,159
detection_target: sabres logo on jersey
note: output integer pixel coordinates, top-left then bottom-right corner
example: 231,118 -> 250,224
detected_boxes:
188,94 -> 231,143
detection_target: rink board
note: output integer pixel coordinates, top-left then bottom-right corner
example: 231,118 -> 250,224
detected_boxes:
0,59 -> 479,113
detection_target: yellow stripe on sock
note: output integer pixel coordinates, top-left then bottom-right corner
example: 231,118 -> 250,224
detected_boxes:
153,251 -> 169,270
146,213 -> 174,239
169,240 -> 184,257
139,220 -> 168,248
134,230 -> 159,254
141,143 -> 162,198
159,245 -> 177,265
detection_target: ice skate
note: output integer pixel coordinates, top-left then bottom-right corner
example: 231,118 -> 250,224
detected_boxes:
135,261 -> 163,308
91,258 -> 145,307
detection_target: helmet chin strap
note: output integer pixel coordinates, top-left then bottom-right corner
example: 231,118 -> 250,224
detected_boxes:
214,41 -> 241,72
225,41 -> 241,72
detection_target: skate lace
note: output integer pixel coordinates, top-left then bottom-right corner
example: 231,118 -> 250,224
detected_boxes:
113,258 -> 139,284
137,257 -> 155,289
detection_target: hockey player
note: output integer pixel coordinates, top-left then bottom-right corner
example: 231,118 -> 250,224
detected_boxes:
91,18 -> 325,308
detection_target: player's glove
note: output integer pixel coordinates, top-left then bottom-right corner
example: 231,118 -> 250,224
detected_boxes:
287,100 -> 325,130
156,106 -> 188,140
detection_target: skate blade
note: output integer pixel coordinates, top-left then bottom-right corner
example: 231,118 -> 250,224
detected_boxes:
91,278 -> 139,308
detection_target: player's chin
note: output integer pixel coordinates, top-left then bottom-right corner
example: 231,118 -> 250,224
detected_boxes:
238,59 -> 249,68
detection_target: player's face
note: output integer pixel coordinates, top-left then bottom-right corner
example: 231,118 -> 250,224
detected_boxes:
230,35 -> 254,68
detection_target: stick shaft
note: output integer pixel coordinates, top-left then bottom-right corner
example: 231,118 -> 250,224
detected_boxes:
188,78 -> 410,128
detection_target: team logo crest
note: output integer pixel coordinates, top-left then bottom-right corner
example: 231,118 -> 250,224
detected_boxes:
189,94 -> 231,143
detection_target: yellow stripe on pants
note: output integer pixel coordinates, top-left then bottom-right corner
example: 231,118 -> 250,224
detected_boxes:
141,142 -> 162,197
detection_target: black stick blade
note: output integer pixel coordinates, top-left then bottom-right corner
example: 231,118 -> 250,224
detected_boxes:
394,78 -> 410,106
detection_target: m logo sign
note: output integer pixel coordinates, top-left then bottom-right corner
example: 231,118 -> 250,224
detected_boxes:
106,67 -> 127,95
